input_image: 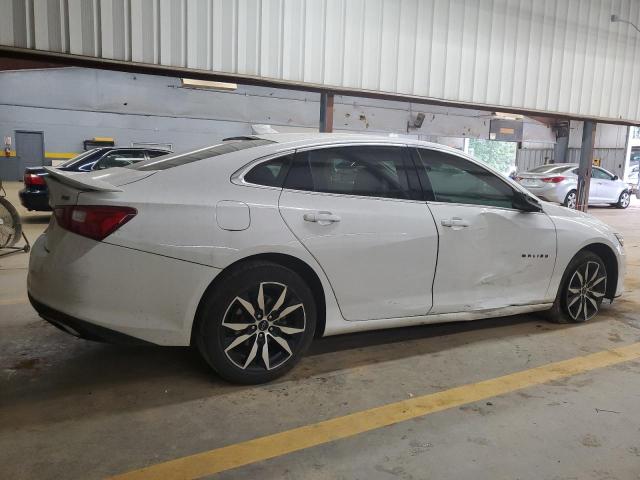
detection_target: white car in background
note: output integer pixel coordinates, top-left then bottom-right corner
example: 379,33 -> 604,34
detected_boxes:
28,134 -> 625,383
516,163 -> 631,209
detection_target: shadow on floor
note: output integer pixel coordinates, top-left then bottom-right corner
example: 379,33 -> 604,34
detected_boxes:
0,307 -> 595,430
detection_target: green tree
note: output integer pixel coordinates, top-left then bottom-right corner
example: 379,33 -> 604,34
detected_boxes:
468,139 -> 516,174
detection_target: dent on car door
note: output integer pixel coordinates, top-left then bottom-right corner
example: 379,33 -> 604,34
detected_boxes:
413,148 -> 557,314
278,145 -> 438,321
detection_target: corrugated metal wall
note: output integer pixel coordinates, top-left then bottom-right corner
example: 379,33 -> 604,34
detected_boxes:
2,0 -> 640,123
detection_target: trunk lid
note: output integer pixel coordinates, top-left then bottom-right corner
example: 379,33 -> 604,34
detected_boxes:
517,173 -> 550,187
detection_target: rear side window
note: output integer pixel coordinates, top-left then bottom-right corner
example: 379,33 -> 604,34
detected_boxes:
415,148 -> 516,209
244,155 -> 292,187
284,146 -> 414,200
129,139 -> 274,171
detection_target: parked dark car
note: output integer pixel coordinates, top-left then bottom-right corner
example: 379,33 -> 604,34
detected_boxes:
19,147 -> 171,211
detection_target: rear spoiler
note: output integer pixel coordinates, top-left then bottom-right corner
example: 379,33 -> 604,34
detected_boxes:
43,167 -> 123,192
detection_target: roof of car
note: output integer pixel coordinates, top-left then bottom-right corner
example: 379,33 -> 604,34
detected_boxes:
248,133 -> 467,157
253,132 -> 432,146
104,146 -> 171,151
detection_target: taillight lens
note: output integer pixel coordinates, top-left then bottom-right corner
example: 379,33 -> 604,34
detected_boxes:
24,172 -> 47,187
54,205 -> 137,241
541,176 -> 565,183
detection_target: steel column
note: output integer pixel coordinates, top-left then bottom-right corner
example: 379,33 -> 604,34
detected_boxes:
319,93 -> 334,133
553,122 -> 570,163
576,121 -> 596,212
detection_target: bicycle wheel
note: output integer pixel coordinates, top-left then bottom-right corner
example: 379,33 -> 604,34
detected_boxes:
0,196 -> 22,248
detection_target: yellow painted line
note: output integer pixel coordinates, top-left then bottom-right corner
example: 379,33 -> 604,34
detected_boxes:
111,342 -> 640,480
45,152 -> 78,159
2,151 -> 77,159
0,297 -> 28,306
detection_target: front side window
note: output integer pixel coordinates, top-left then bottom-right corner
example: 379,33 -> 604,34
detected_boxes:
415,148 -> 516,209
94,150 -> 147,170
284,146 -> 414,200
592,168 -> 612,180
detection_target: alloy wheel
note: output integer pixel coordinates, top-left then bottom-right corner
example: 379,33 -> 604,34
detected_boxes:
566,192 -> 577,209
620,191 -> 630,208
565,261 -> 606,321
221,282 -> 306,371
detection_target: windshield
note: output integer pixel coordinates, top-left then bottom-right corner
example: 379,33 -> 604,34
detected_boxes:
128,139 -> 275,171
58,149 -> 103,168
527,164 -> 574,174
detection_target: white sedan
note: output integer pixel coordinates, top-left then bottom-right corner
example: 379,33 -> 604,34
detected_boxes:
28,134 -> 625,383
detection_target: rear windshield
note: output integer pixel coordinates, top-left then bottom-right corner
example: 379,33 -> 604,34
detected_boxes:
527,164 -> 574,174
58,149 -> 104,168
128,139 -> 274,171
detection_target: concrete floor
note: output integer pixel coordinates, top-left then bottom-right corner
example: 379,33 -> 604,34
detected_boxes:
1,180 -> 639,480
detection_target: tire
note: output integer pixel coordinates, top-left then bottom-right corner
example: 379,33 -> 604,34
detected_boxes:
563,190 -> 577,209
195,261 -> 316,384
615,190 -> 631,209
0,196 -> 22,248
546,251 -> 607,324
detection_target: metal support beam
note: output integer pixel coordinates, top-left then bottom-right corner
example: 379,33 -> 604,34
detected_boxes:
576,121 -> 596,212
553,121 -> 570,163
319,93 -> 334,133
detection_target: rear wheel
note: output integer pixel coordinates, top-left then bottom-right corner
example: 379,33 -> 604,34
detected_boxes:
615,190 -> 630,209
563,190 -> 577,209
196,261 -> 316,384
547,251 -> 607,324
0,197 -> 22,248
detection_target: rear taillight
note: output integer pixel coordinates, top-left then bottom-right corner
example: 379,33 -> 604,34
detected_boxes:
541,176 -> 566,183
54,205 -> 137,241
24,172 -> 46,187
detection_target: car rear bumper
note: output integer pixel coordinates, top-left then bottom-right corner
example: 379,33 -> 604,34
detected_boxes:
29,294 -> 153,345
27,231 -> 220,345
19,188 -> 51,211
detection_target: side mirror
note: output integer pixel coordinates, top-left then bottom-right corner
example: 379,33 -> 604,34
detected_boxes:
613,175 -> 619,180
512,190 -> 542,212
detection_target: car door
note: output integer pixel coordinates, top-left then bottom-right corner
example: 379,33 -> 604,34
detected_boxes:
591,167 -> 618,202
278,144 -> 438,321
413,148 -> 557,314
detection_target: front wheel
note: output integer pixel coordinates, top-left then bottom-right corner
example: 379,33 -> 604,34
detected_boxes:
615,190 -> 630,209
563,190 -> 577,209
547,251 -> 607,324
196,261 -> 316,384
0,197 -> 22,248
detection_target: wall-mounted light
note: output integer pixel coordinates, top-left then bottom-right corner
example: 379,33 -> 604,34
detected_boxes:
181,78 -> 238,91
611,14 -> 640,33
407,112 -> 425,131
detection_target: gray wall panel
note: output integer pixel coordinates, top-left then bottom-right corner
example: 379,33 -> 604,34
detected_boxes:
3,1 -> 640,122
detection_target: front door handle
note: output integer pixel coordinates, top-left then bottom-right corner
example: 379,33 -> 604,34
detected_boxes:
303,211 -> 341,225
441,217 -> 469,228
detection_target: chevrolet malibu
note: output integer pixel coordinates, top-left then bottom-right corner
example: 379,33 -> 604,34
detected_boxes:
28,134 -> 625,384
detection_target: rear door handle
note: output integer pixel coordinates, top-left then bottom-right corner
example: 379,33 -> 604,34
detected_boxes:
441,217 -> 469,228
303,211 -> 341,225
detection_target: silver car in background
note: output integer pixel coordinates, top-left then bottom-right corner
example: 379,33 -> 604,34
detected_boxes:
516,163 -> 631,209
